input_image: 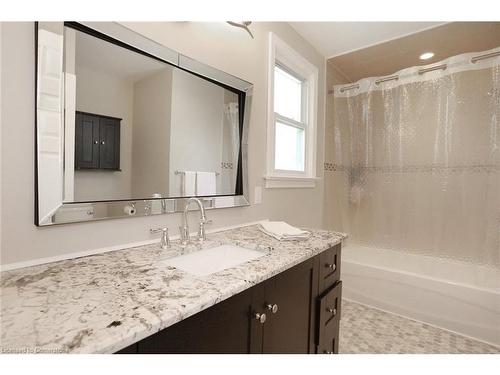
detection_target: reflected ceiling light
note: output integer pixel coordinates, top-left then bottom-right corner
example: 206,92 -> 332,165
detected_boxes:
227,21 -> 254,39
419,52 -> 435,60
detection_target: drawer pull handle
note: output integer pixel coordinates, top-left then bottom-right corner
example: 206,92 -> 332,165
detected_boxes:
254,312 -> 266,324
325,263 -> 336,271
266,303 -> 278,314
327,307 -> 337,316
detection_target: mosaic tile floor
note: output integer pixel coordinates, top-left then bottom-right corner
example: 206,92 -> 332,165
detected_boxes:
339,299 -> 500,354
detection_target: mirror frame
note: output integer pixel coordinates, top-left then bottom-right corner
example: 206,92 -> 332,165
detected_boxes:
35,22 -> 253,226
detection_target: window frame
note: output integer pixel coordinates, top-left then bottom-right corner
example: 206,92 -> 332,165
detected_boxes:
265,32 -> 318,188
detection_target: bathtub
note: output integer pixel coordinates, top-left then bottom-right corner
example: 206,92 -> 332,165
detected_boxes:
341,243 -> 500,347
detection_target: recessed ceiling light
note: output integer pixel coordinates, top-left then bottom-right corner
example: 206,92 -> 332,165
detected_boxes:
419,52 -> 434,60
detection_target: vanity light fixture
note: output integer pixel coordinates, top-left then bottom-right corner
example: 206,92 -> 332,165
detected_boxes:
227,21 -> 254,39
419,52 -> 435,60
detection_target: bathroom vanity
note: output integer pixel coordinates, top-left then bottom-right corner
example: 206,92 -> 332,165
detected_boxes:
119,242 -> 342,354
0,225 -> 345,354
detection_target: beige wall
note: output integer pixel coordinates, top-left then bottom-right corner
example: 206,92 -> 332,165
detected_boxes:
131,68 -> 173,198
0,22 -> 326,266
169,69 -> 224,196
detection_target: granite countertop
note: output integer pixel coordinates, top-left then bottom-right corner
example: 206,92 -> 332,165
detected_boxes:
0,224 -> 346,354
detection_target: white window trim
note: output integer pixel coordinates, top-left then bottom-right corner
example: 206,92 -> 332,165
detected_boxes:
264,32 -> 319,189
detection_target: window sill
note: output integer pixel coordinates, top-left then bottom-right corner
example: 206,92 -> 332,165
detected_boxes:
263,175 -> 320,189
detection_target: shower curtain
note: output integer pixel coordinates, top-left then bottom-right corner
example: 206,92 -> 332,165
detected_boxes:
329,47 -> 500,268
220,102 -> 239,194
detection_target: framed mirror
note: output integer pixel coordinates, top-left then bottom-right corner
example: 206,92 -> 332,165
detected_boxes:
35,22 -> 252,226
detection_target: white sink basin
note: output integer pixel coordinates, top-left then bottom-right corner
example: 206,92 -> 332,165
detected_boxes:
161,244 -> 265,277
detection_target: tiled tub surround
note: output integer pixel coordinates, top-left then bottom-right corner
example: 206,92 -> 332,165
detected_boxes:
0,225 -> 346,354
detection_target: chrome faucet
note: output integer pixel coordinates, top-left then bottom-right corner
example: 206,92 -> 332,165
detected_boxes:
150,227 -> 171,249
179,197 -> 212,246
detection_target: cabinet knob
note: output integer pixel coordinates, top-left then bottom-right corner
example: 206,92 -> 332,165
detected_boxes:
94,140 -> 99,144
327,307 -> 337,316
266,303 -> 278,314
324,350 -> 334,354
325,263 -> 336,271
254,312 -> 266,324
101,141 -> 105,145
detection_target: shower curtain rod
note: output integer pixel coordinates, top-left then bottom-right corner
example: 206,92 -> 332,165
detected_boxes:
329,49 -> 500,95
471,50 -> 500,63
418,63 -> 447,75
338,83 -> 360,93
375,75 -> 399,85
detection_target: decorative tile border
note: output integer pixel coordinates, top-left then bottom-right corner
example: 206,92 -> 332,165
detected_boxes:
324,163 -> 500,174
324,162 -> 347,172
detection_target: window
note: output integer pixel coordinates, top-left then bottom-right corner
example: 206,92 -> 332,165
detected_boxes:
274,65 -> 306,172
265,33 -> 318,188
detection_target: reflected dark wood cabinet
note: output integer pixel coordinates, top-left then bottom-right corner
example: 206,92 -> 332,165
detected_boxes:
116,244 -> 342,354
75,111 -> 121,171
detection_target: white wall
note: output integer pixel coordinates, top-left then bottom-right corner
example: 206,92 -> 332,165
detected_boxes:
131,68 -> 172,198
0,22 -> 326,266
73,65 -> 134,201
168,69 -> 224,196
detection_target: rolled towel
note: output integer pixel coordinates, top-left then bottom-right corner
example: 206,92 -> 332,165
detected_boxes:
258,221 -> 311,241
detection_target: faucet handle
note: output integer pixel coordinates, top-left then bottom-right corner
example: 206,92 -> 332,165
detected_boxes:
150,226 -> 168,234
150,227 -> 170,249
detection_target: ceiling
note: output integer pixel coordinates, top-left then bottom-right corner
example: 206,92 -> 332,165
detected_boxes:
327,22 -> 500,83
289,22 -> 445,58
74,28 -> 169,82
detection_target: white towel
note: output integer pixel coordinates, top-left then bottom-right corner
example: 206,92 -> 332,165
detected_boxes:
196,171 -> 216,196
182,171 -> 196,196
258,221 -> 311,241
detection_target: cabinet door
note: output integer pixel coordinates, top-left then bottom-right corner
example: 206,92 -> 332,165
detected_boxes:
98,117 -> 120,169
75,112 -> 100,169
137,284 -> 264,354
262,258 -> 318,353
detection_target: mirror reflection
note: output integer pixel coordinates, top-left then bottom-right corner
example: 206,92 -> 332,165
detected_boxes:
62,26 -> 242,203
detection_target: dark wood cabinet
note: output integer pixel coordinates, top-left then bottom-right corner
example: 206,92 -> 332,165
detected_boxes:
75,111 -> 121,171
137,284 -> 264,354
117,244 -> 342,354
262,258 -> 318,353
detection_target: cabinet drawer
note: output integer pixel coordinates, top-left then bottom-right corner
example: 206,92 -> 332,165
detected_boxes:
316,281 -> 342,354
318,244 -> 341,293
